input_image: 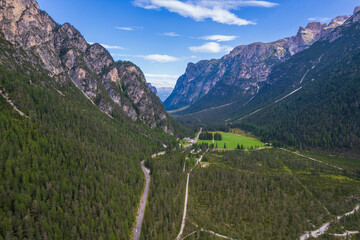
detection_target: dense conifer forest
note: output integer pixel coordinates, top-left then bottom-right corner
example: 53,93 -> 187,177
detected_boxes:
0,53 -> 176,239
140,152 -> 187,239
183,149 -> 360,239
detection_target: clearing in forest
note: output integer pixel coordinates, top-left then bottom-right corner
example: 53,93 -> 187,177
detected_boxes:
198,131 -> 265,149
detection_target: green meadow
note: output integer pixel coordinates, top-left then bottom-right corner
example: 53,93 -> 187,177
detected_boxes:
198,131 -> 265,149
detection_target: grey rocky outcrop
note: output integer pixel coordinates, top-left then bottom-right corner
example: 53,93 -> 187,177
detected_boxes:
0,0 -> 172,133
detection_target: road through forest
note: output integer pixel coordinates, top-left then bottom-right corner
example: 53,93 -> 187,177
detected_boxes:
176,150 -> 208,240
133,161 -> 150,240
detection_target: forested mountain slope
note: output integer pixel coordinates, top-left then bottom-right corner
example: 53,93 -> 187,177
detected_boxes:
0,0 -> 182,239
170,7 -> 360,154
230,9 -> 360,153
0,0 -> 174,133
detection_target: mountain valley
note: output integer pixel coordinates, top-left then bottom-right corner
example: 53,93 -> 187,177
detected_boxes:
1,1 -> 360,240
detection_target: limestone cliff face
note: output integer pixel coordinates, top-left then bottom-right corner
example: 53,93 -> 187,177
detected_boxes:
0,0 -> 172,133
164,15 -> 350,111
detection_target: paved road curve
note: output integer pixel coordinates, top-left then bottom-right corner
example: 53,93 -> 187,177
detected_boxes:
133,161 -> 150,240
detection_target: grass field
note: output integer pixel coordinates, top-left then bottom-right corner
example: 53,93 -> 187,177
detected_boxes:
198,131 -> 265,149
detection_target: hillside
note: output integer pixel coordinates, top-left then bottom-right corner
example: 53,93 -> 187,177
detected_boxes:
0,0 -> 181,239
229,9 -> 360,153
0,0 -> 174,133
169,7 -> 360,154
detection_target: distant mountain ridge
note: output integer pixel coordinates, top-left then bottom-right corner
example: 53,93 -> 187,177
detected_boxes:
146,83 -> 173,102
0,0 -> 173,133
158,87 -> 174,102
164,13 -> 350,111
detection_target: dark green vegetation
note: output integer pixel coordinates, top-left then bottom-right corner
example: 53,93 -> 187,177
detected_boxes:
141,152 -> 187,240
199,132 -> 222,141
214,133 -> 222,141
233,24 -> 360,153
298,151 -> 360,175
0,37 -> 177,239
315,211 -> 360,239
182,149 -> 360,239
199,132 -> 213,140
171,12 -> 360,156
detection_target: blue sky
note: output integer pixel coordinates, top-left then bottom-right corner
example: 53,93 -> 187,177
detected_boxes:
37,0 -> 359,88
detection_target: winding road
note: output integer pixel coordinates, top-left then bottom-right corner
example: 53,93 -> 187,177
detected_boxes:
133,161 -> 151,240
300,204 -> 360,240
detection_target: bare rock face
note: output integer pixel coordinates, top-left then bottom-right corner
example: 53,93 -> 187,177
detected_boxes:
164,13 -> 351,111
354,6 -> 360,14
0,0 -> 173,133
322,7 -> 360,43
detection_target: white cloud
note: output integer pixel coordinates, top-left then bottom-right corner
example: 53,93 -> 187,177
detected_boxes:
189,42 -> 233,53
308,17 -> 330,23
100,44 -> 125,50
200,0 -> 278,9
145,73 -> 180,88
200,35 -> 237,42
132,0 -> 279,26
141,54 -> 179,62
115,26 -> 143,31
162,32 -> 182,37
111,53 -> 195,62
88,42 -> 125,50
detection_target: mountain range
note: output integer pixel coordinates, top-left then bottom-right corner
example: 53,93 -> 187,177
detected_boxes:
164,13 -> 351,112
147,83 -> 174,102
169,6 -> 360,153
1,1 -> 360,239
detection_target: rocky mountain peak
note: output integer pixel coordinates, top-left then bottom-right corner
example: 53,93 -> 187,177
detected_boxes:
0,0 -> 173,134
321,6 -> 360,43
304,22 -> 328,31
328,15 -> 351,27
354,6 -> 360,14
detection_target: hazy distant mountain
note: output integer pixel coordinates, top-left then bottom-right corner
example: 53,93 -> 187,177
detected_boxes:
146,84 -> 173,102
157,87 -> 174,102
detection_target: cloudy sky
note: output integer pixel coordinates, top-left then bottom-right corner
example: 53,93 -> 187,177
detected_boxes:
37,0 -> 359,88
